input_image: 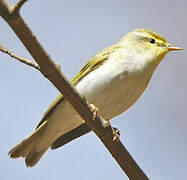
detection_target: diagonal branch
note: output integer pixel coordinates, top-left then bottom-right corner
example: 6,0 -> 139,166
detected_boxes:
0,0 -> 149,179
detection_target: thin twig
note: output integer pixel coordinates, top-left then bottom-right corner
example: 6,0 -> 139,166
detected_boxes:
0,46 -> 40,70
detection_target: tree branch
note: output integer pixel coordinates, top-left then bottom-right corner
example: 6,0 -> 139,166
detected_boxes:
0,1 -> 149,179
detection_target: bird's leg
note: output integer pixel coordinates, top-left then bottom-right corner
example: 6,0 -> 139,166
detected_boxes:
82,96 -> 99,120
112,127 -> 120,142
89,101 -> 120,141
89,102 -> 120,142
89,104 -> 99,120
83,97 -> 119,141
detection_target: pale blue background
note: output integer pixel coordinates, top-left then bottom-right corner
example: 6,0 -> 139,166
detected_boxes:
0,0 -> 186,179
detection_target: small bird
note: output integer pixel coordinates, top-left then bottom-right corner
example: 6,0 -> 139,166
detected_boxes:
8,29 -> 182,167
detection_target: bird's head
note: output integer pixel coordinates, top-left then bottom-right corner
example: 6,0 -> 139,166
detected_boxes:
119,29 -> 182,66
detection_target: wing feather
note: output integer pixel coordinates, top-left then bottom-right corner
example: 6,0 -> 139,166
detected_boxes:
36,45 -> 121,129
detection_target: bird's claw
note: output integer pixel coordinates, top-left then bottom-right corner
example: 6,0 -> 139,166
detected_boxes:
112,127 -> 120,142
89,104 -> 99,120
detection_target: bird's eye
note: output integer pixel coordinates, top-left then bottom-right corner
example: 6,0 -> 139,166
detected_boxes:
149,38 -> 155,44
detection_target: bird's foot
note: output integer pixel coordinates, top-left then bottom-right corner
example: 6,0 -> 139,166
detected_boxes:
112,127 -> 120,142
89,104 -> 99,120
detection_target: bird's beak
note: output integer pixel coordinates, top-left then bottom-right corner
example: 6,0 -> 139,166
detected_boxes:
167,44 -> 183,51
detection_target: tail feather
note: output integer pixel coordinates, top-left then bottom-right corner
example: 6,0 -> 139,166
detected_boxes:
8,121 -> 49,167
25,149 -> 47,167
8,140 -> 33,158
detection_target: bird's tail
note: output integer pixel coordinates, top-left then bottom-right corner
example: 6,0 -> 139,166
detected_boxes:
8,121 -> 49,167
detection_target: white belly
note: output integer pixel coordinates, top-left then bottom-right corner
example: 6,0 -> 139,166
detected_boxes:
75,60 -> 152,119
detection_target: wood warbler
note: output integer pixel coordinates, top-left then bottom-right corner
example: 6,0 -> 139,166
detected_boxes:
8,29 -> 182,167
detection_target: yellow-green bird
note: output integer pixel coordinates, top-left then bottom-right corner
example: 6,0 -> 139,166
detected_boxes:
8,29 -> 182,167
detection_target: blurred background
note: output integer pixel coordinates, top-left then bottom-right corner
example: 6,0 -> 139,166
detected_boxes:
0,0 -> 186,179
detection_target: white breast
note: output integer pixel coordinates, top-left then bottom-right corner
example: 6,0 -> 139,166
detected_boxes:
75,55 -> 154,120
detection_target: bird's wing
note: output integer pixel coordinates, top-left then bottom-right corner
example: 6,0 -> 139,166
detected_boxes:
71,45 -> 121,85
51,123 -> 91,149
35,45 -> 121,145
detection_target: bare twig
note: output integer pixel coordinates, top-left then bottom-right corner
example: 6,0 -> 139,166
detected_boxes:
0,46 -> 40,70
0,1 -> 149,179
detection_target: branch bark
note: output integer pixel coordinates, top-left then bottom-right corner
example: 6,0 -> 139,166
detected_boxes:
0,1 -> 149,179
